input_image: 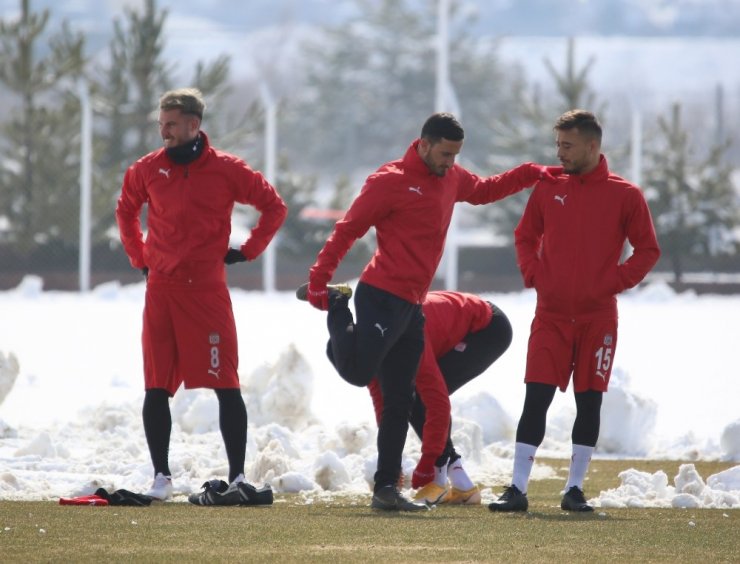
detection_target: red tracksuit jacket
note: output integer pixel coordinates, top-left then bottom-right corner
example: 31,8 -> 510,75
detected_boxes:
310,139 -> 546,304
515,155 -> 660,318
368,292 -> 494,459
116,132 -> 287,276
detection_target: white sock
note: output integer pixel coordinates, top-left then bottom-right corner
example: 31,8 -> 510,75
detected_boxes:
511,442 -> 538,493
433,463 -> 448,488
448,458 -> 474,491
565,444 -> 594,490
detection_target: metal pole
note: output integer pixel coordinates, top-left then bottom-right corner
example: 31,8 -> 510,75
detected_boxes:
630,108 -> 642,188
435,0 -> 449,114
260,83 -> 277,294
624,106 -> 642,261
715,83 -> 724,147
436,0 -> 459,290
78,79 -> 92,292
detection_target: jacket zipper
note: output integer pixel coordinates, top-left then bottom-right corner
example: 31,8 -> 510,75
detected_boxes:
570,180 -> 582,320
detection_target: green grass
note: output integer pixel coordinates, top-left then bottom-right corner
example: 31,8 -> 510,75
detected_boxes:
1,459 -> 737,563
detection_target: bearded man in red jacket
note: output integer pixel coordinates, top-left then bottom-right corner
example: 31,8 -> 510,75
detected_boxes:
116,88 -> 287,505
489,109 -> 660,514
299,113 -> 555,511
367,291 -> 513,506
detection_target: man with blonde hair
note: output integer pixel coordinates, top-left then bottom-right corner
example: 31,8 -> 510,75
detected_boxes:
117,88 -> 287,505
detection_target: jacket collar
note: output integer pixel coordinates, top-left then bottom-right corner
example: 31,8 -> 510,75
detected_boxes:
163,131 -> 212,165
571,154 -> 609,183
403,139 -> 437,177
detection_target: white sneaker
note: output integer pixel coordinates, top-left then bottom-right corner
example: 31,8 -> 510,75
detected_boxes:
145,472 -> 173,500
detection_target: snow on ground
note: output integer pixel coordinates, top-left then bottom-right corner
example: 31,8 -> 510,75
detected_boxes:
0,276 -> 738,508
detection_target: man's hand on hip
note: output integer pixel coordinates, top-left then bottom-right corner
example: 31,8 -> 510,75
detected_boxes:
224,248 -> 247,264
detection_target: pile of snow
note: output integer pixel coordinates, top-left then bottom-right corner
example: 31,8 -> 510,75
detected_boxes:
595,464 -> 740,509
0,350 -> 19,408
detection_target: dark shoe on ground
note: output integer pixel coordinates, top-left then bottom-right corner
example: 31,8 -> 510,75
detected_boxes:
237,481 -> 273,505
488,485 -> 528,512
189,477 -> 274,506
371,485 -> 430,512
188,480 -> 241,505
560,486 -> 594,512
295,282 -> 353,302
188,479 -> 240,506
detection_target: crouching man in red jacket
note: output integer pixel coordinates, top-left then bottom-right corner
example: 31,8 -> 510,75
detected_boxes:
368,291 -> 513,505
489,109 -> 660,514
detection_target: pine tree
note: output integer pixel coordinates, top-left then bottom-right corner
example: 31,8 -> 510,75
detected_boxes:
0,0 -> 85,253
483,37 -> 604,243
93,0 -> 244,241
283,0 -> 519,172
644,103 -> 738,283
544,37 -> 601,113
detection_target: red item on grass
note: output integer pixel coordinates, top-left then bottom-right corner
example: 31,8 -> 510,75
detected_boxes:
59,495 -> 109,506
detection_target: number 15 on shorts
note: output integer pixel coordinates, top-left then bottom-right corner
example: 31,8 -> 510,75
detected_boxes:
594,333 -> 614,382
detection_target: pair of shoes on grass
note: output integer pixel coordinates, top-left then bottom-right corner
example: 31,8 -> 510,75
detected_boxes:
487,484 -> 593,513
188,475 -> 273,506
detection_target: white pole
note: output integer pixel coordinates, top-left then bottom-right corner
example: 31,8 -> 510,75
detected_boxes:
260,83 -> 277,294
435,0 -> 449,114
624,106 -> 642,261
436,0 -> 459,290
78,79 -> 92,292
630,108 -> 642,188
715,83 -> 724,147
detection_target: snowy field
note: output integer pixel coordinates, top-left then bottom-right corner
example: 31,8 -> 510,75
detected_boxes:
0,275 -> 738,508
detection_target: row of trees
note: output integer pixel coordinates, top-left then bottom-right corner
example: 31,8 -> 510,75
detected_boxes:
0,0 -> 738,286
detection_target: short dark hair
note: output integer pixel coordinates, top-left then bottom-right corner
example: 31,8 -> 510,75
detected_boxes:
159,87 -> 206,119
554,109 -> 602,143
420,112 -> 464,144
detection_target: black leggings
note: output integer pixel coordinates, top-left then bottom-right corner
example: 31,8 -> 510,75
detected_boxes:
142,388 -> 172,477
409,303 -> 513,463
216,388 -> 248,483
143,387 -> 247,482
515,382 -> 603,447
326,282 -> 425,490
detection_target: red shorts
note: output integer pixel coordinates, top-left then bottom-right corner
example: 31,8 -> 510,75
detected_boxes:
142,271 -> 239,395
524,312 -> 618,393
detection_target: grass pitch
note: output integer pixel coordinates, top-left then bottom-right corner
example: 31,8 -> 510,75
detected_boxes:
1,459 -> 737,563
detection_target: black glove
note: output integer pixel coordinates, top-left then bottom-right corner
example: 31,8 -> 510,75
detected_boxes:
142,267 -> 149,279
224,248 -> 247,264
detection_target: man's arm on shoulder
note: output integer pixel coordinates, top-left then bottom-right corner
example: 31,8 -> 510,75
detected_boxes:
461,163 -> 559,205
